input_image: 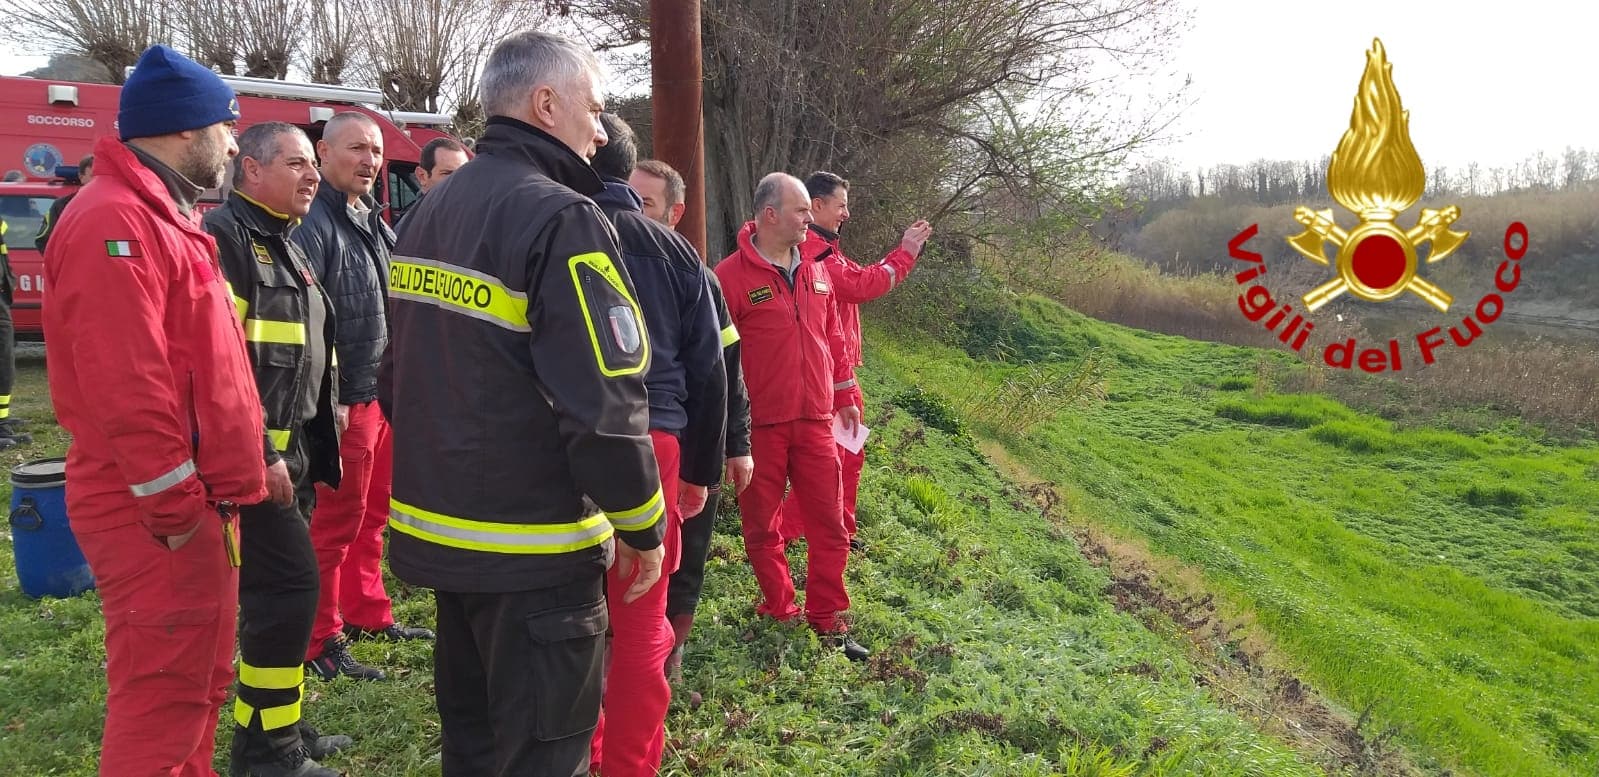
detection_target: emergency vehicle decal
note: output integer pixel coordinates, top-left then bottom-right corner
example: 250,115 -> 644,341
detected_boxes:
567,251 -> 648,378
748,285 -> 774,306
23,143 -> 62,177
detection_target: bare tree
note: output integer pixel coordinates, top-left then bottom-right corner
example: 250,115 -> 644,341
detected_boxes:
360,0 -> 543,112
175,0 -> 242,74
4,0 -> 172,83
568,0 -> 1186,257
303,0 -> 360,84
240,0 -> 307,78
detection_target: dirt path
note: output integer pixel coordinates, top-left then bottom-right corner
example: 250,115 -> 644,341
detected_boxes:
977,439 -> 1423,776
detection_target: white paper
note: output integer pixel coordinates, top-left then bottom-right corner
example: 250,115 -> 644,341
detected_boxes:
833,415 -> 869,454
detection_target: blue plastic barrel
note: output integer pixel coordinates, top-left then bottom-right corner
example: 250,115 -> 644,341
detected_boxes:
8,457 -> 95,598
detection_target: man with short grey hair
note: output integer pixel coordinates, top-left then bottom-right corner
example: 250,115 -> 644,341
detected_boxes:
383,30 -> 665,777
204,121 -> 350,777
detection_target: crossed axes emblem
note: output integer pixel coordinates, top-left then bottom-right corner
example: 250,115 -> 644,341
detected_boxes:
1288,205 -> 1468,313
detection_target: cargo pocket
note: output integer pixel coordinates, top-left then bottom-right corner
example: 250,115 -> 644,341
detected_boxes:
524,597 -> 608,741
118,546 -> 223,690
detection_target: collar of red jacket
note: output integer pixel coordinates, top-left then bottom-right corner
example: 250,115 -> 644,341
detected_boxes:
729,220 -> 796,275
808,222 -> 841,243
800,224 -> 839,262
90,135 -> 205,231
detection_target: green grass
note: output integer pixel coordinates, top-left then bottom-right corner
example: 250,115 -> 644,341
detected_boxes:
870,299 -> 1599,777
0,353 -> 1324,775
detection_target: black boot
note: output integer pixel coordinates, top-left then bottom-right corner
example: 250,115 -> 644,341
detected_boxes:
296,720 -> 353,759
820,631 -> 871,662
230,745 -> 340,777
0,419 -> 29,446
305,635 -> 385,681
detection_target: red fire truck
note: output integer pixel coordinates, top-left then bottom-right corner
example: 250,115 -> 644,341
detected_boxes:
0,73 -> 460,338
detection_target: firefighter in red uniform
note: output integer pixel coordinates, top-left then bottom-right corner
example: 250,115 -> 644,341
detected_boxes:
715,172 -> 869,661
43,45 -> 267,775
781,171 -> 930,547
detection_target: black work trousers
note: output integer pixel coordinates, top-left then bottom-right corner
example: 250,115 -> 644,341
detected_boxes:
667,483 -> 720,620
234,443 -> 320,760
434,570 -> 608,777
0,296 -> 15,420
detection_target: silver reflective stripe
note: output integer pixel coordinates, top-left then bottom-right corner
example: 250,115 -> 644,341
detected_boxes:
607,489 -> 664,532
129,459 -> 197,497
884,263 -> 898,285
834,378 -> 857,390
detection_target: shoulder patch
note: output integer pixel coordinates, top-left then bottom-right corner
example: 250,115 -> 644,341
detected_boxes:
568,251 -> 649,378
105,240 -> 142,258
812,278 -> 830,294
252,241 -> 273,264
748,285 -> 774,305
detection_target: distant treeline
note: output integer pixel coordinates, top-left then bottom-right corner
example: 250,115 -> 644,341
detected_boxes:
1102,160 -> 1599,304
1121,148 -> 1599,209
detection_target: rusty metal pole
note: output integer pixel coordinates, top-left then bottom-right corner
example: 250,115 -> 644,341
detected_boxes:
650,0 -> 707,259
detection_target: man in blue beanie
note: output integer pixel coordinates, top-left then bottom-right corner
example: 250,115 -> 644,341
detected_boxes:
41,44 -> 269,776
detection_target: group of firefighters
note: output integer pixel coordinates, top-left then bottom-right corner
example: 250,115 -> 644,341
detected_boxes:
36,27 -> 930,777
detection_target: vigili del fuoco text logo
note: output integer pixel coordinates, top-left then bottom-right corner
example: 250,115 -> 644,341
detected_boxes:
1226,39 -> 1529,372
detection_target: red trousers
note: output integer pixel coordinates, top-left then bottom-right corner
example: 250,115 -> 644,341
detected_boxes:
780,386 -> 865,541
306,400 -> 395,658
74,511 -> 239,776
743,419 -> 850,631
591,429 -> 680,776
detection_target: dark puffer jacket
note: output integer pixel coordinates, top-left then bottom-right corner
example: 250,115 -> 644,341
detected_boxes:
292,182 -> 394,404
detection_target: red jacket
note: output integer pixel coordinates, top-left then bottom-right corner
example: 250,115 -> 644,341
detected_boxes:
44,136 -> 266,536
716,222 -> 852,427
800,224 -> 917,368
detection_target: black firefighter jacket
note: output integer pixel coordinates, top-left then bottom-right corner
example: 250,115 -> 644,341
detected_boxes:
204,190 -> 341,487
380,117 -> 665,593
591,179 -> 727,488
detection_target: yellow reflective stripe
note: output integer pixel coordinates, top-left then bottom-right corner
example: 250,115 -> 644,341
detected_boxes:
388,499 -> 613,555
233,694 -> 302,730
259,698 -> 302,730
606,488 -> 664,532
267,428 -> 291,451
239,662 -> 302,690
389,256 -> 530,332
244,318 -> 306,345
568,251 -> 649,378
720,323 -> 740,348
225,281 -> 248,322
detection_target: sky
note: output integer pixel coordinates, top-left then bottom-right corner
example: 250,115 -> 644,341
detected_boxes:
1,0 -> 1592,174
1143,0 -> 1599,172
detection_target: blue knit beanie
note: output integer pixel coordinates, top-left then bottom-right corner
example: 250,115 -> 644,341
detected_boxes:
118,45 -> 240,141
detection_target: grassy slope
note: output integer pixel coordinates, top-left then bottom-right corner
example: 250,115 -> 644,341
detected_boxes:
869,296 -> 1599,777
0,354 -> 1322,774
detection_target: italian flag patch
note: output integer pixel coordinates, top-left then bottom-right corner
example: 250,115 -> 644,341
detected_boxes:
105,240 -> 142,258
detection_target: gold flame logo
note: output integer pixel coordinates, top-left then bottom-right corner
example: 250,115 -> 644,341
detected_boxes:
1288,39 -> 1467,312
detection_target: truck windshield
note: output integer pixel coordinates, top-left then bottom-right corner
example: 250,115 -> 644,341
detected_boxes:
387,162 -> 421,221
0,195 -> 60,248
